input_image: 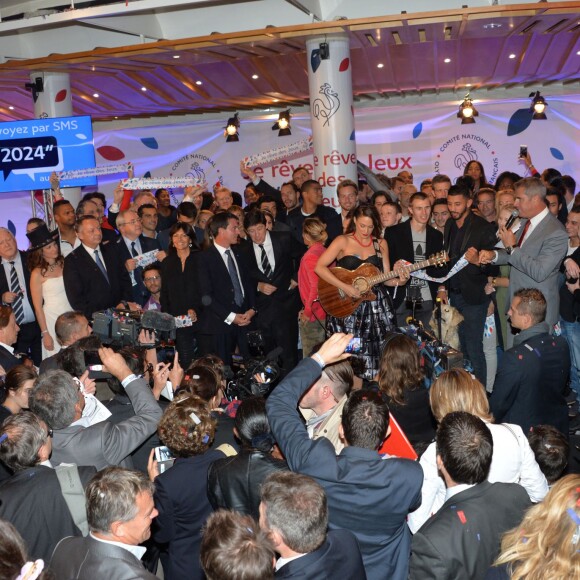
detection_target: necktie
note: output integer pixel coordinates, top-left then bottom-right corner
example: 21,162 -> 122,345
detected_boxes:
8,262 -> 24,324
517,220 -> 531,247
225,250 -> 243,307
94,250 -> 110,284
130,241 -> 138,257
259,244 -> 273,279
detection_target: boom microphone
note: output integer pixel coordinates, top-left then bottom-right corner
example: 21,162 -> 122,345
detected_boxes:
497,209 -> 519,240
141,310 -> 176,333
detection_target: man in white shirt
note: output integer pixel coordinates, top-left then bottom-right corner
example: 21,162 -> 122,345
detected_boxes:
50,467 -> 158,579
479,177 -> 568,337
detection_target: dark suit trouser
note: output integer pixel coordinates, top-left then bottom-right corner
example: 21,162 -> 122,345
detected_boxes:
197,327 -> 250,367
175,326 -> 196,369
450,292 -> 490,387
15,320 -> 41,366
255,310 -> 298,377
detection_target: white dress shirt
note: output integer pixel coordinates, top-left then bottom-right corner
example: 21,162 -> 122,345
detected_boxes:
519,207 -> 549,247
252,231 -> 275,274
90,533 -> 147,561
82,244 -> 107,272
214,242 -> 244,324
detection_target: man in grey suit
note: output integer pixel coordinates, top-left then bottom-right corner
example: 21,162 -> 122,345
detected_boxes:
51,467 -> 158,580
480,177 -> 568,343
29,347 -> 162,470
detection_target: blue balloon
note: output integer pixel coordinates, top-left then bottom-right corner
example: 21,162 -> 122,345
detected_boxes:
549,147 -> 564,161
412,122 -> 423,139
7,220 -> 15,236
349,130 -> 355,141
141,137 -> 159,150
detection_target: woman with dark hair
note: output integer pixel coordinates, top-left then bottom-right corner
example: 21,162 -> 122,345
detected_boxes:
464,160 -> 490,193
494,171 -> 521,192
315,205 -> 406,378
27,224 -> 72,359
376,333 -> 435,450
147,394 -> 226,580
178,364 -> 237,450
160,222 -> 200,368
207,397 -> 287,519
154,188 -> 177,231
0,365 -> 38,424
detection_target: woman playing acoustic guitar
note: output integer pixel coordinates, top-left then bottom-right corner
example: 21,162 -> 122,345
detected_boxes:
315,205 -> 408,379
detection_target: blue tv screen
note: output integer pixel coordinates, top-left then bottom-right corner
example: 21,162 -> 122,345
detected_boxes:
0,115 -> 96,193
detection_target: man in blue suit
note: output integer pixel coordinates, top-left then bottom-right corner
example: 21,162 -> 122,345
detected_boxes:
115,209 -> 165,304
266,333 -> 423,580
260,471 -> 366,579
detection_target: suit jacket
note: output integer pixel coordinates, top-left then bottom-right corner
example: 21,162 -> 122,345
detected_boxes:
47,377 -> 162,471
275,529 -> 366,579
266,358 -> 423,580
239,231 -> 303,323
560,246 -> 580,321
495,211 -> 568,327
51,535 -> 158,580
0,345 -> 20,373
443,213 -> 497,305
489,322 -> 570,434
385,221 -> 444,309
115,235 -> 161,304
152,451 -> 224,580
196,245 -> 256,335
409,481 -> 532,580
63,243 -> 134,319
0,250 -> 35,320
0,464 -> 96,561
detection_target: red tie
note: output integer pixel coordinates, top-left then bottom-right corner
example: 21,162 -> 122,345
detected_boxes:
517,220 -> 531,247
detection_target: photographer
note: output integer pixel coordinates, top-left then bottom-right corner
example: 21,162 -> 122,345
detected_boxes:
29,346 -> 162,470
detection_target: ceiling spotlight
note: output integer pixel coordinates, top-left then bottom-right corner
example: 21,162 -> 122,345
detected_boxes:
529,91 -> 547,120
252,74 -> 259,80
173,55 -> 180,59
195,80 -> 203,85
444,58 -> 451,63
272,109 -> 291,137
225,113 -> 240,142
8,106 -> 14,110
457,93 -> 478,124
141,86 -> 147,92
377,63 -> 384,69
509,53 -> 516,59
93,93 -> 99,98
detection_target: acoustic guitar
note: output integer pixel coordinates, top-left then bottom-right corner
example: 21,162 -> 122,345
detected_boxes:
318,251 -> 449,318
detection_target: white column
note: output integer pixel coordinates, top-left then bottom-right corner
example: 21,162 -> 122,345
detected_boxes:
305,34 -> 357,211
31,71 -> 81,206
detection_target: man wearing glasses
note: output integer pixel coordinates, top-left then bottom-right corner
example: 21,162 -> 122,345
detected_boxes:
115,209 -> 165,304
141,265 -> 162,311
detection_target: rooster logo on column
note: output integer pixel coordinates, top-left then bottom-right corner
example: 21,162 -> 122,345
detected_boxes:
312,83 -> 340,127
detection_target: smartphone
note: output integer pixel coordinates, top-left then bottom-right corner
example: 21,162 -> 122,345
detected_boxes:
519,145 -> 528,159
154,446 -> 175,473
345,337 -> 362,354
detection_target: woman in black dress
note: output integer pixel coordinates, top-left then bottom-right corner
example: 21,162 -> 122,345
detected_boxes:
160,222 -> 200,368
315,205 -> 406,379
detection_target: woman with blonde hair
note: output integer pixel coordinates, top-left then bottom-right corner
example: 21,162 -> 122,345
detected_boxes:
488,474 -> 580,579
408,368 -> 548,533
298,217 -> 328,357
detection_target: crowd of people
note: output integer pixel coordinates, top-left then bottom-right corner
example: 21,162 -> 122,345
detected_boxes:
0,150 -> 578,579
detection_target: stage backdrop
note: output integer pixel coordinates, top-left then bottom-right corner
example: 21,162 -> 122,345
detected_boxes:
4,94 -> 579,247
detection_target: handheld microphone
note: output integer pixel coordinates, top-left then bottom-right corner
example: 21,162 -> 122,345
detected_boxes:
497,209 -> 519,239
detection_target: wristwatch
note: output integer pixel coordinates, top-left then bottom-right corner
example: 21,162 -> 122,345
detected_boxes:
505,246 -> 514,255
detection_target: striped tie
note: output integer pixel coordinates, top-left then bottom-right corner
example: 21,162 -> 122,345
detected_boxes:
259,244 -> 273,279
9,261 -> 24,324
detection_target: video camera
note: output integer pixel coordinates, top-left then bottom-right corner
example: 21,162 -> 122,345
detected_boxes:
92,308 -> 176,347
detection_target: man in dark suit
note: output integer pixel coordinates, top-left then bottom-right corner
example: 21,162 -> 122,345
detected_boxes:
51,467 -> 158,580
386,192 -> 444,327
409,411 -> 531,580
63,215 -> 136,320
259,471 -> 366,579
490,288 -> 570,434
439,185 -> 497,385
115,209 -> 165,304
241,210 -> 303,374
267,333 -> 423,580
0,228 -> 41,365
0,306 -> 21,373
157,201 -> 204,249
197,211 -> 257,366
0,412 -> 96,561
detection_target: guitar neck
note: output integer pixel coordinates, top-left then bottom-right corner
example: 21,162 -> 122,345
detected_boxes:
367,258 -> 433,287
